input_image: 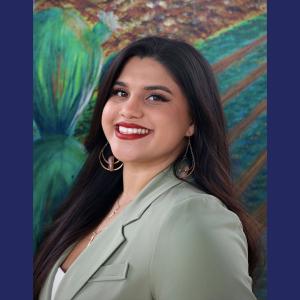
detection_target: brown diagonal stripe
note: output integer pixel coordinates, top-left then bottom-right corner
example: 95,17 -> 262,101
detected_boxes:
212,35 -> 267,74
253,202 -> 267,229
228,100 -> 267,144
236,150 -> 267,196
221,63 -> 267,105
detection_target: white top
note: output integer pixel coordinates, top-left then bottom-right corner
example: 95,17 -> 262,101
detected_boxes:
51,267 -> 65,300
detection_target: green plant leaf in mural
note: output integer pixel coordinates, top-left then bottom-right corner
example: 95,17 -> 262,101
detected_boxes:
33,7 -> 120,249
33,7 -> 112,136
33,136 -> 87,250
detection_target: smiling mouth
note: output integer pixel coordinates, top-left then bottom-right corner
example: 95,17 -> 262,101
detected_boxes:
118,125 -> 150,135
115,124 -> 152,139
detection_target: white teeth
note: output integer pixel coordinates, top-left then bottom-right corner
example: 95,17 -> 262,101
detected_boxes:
118,126 -> 149,135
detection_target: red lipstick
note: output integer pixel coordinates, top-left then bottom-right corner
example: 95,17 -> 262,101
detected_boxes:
116,122 -> 149,129
115,122 -> 152,140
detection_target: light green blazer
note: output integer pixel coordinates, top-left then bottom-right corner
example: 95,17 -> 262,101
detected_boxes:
40,167 -> 257,300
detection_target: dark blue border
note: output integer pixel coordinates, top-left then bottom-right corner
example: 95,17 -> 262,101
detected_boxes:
268,1 -> 300,299
1,1 -> 33,299
1,1 -> 299,299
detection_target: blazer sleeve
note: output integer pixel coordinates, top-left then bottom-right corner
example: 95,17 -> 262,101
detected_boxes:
149,196 -> 257,300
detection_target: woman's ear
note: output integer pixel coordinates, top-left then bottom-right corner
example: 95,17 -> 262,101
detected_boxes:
185,123 -> 195,137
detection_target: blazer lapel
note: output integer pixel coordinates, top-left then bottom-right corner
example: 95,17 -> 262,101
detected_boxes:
54,166 -> 182,300
120,166 -> 182,228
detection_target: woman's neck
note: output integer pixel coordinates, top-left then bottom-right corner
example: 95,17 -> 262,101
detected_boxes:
119,161 -> 172,205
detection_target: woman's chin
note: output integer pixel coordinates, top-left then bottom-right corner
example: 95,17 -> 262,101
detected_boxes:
112,151 -> 146,165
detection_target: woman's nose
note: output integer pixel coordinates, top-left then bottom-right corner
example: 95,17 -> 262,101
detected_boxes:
119,95 -> 143,119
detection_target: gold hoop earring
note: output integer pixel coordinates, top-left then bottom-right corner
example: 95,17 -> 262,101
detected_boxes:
177,136 -> 195,178
99,142 -> 123,171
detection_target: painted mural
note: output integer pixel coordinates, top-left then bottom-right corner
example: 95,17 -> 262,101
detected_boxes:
33,1 -> 267,299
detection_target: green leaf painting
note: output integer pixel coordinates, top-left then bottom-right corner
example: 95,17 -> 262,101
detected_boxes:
33,7 -> 118,249
34,7 -> 105,136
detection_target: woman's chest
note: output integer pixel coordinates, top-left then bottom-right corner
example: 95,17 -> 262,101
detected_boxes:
53,209 -> 163,300
73,244 -> 153,300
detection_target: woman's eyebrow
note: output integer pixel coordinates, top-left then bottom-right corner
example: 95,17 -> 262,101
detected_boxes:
144,85 -> 173,95
114,81 -> 127,87
114,81 -> 173,95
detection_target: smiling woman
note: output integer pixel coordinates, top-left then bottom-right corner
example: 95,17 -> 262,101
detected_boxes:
34,36 -> 262,300
102,57 -> 194,168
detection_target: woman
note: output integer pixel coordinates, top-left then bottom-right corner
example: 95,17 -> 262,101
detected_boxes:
34,36 -> 261,300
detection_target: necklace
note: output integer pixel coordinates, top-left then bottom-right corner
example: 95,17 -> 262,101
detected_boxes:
87,197 -> 127,247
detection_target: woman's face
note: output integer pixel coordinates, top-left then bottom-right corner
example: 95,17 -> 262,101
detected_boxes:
101,57 -> 194,167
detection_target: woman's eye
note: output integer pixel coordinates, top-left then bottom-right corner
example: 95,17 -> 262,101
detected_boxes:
111,89 -> 127,97
147,94 -> 169,102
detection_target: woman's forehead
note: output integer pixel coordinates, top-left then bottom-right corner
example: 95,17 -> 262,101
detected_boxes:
116,57 -> 182,92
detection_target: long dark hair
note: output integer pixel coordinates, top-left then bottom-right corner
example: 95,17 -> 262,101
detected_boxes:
34,36 -> 262,298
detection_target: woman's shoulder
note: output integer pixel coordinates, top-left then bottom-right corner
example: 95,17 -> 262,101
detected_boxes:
148,173 -> 246,247
153,179 -> 247,254
162,179 -> 239,222
149,180 -> 254,300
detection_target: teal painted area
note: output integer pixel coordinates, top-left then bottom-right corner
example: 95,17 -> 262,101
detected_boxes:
33,8 -> 108,137
33,7 -> 117,250
73,92 -> 96,141
224,74 -> 267,130
33,136 -> 87,250
242,164 -> 267,212
33,120 -> 40,141
196,13 -> 266,65
230,112 -> 267,180
217,41 -> 266,94
74,54 -> 117,140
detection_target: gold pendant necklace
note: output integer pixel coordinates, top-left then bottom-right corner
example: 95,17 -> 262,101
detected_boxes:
87,199 -> 121,247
